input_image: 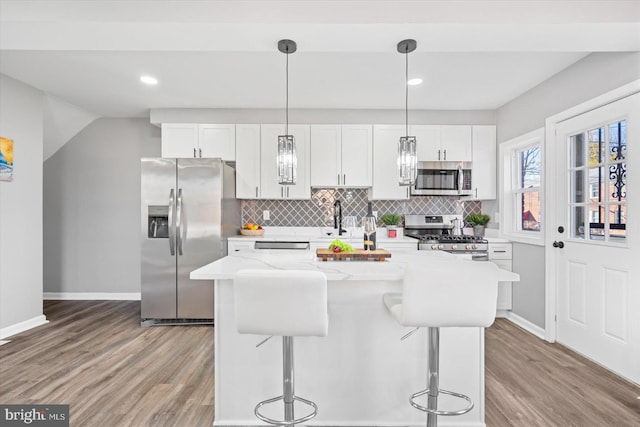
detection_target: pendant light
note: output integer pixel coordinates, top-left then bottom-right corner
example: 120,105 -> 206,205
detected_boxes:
397,39 -> 418,186
277,39 -> 297,185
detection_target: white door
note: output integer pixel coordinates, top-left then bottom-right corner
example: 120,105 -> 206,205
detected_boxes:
554,93 -> 640,383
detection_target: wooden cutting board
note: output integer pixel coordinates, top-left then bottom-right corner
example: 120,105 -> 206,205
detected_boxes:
316,248 -> 391,262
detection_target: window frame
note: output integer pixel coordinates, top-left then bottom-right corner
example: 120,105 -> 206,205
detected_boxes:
499,128 -> 545,246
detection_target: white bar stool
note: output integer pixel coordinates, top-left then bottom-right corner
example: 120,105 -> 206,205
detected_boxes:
234,269 -> 329,426
384,260 -> 502,427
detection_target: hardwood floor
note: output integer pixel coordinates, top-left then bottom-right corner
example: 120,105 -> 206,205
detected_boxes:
1,301 -> 639,426
0,301 -> 214,426
486,319 -> 640,426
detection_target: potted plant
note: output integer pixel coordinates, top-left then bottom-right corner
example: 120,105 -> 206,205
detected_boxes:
466,213 -> 491,237
380,213 -> 402,238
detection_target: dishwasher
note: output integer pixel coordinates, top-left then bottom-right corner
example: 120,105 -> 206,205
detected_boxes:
254,241 -> 310,250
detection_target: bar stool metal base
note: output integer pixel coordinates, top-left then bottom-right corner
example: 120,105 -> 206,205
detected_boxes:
254,395 -> 318,426
412,327 -> 475,427
253,336 -> 319,426
409,388 -> 474,416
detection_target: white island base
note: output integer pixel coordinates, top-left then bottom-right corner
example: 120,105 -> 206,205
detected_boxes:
193,251 -> 491,427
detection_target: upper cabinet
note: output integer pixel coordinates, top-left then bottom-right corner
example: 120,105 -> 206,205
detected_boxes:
161,123 -> 235,160
412,125 -> 472,162
235,124 -> 261,199
260,124 -> 311,200
469,125 -> 497,200
371,125 -> 410,200
310,124 -> 372,188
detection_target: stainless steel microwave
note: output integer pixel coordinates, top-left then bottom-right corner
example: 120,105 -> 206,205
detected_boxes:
410,161 -> 473,196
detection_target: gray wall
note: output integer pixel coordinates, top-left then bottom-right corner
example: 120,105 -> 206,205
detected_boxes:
490,52 -> 640,329
0,75 -> 44,331
43,118 -> 160,293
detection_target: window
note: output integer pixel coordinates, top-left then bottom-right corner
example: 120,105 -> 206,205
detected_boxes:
569,120 -> 626,243
500,128 -> 544,245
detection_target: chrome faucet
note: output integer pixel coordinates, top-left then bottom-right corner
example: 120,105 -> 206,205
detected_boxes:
333,200 -> 344,236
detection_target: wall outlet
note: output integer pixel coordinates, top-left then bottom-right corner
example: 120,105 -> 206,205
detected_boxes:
372,210 -> 378,219
263,210 -> 270,221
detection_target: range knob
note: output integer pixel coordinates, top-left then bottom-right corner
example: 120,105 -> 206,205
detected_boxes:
431,245 -> 438,250
437,244 -> 444,250
472,244 -> 477,249
451,244 -> 458,250
465,244 -> 472,250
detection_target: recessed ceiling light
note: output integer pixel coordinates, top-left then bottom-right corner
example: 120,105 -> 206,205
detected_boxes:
408,78 -> 423,86
140,75 -> 158,85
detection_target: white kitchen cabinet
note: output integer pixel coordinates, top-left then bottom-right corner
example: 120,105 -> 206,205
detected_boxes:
310,125 -> 372,187
411,125 -> 472,162
371,125 -> 410,200
489,242 -> 513,312
228,240 -> 255,253
161,123 -> 199,158
199,124 -> 236,160
235,124 -> 261,199
469,125 -> 497,200
260,124 -> 311,200
161,123 -> 235,160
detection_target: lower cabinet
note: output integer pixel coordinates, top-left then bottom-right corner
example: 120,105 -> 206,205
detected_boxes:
227,240 -> 255,253
488,242 -> 513,312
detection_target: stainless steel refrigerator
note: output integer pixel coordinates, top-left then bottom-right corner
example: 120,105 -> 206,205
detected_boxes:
141,158 -> 239,325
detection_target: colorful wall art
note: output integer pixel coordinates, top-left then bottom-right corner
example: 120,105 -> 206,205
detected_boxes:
0,137 -> 14,181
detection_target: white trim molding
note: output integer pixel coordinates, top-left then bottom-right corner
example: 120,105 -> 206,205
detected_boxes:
506,312 -> 546,340
44,292 -> 141,300
544,79 -> 640,343
0,315 -> 49,340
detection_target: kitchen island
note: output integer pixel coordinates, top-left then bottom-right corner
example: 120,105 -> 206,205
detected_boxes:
191,249 -> 518,427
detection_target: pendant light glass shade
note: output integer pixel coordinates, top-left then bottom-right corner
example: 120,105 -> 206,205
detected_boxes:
277,39 -> 297,185
398,136 -> 417,186
397,39 -> 418,186
277,135 -> 297,184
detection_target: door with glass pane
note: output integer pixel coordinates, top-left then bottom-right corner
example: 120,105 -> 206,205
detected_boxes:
554,93 -> 639,383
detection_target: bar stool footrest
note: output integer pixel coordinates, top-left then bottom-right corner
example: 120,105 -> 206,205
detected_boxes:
410,388 -> 474,416
254,394 -> 318,426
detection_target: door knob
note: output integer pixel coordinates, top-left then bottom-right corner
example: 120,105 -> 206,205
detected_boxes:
553,241 -> 565,248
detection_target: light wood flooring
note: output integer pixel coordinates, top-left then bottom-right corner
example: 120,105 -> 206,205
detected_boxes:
1,300 -> 639,426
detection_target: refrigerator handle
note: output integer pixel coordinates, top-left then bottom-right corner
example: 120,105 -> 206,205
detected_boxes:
168,189 -> 175,256
176,188 -> 184,256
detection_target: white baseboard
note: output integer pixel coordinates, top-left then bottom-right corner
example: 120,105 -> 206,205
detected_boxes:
44,292 -> 141,301
505,311 -> 546,340
496,309 -> 510,318
0,315 -> 49,339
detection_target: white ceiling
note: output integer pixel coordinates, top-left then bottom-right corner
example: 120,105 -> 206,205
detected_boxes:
1,1 -> 639,118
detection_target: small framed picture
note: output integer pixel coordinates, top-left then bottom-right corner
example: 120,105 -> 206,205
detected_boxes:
0,137 -> 13,182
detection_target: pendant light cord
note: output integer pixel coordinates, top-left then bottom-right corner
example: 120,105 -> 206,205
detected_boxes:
286,50 -> 289,136
405,48 -> 409,137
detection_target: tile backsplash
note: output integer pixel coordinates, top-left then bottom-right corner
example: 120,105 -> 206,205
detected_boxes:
241,189 -> 481,227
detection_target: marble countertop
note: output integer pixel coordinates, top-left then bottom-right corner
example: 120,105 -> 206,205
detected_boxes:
190,249 -> 520,282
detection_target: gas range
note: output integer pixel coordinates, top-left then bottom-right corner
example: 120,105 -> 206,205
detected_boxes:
404,214 -> 488,256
